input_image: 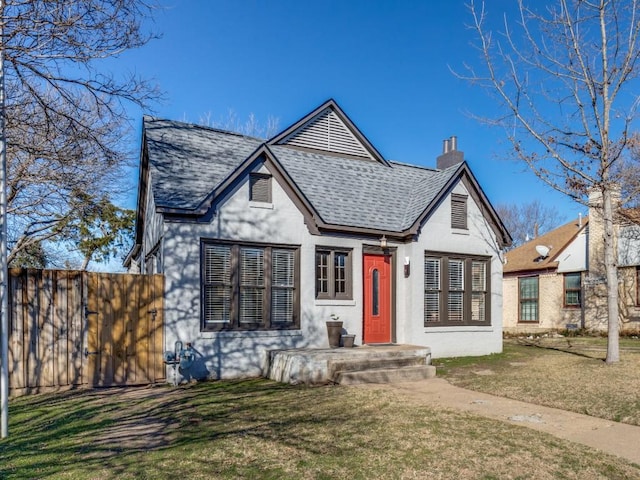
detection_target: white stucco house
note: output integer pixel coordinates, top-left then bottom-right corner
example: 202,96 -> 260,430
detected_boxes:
126,99 -> 512,381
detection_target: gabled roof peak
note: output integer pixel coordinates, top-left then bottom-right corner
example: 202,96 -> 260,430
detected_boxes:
268,99 -> 389,166
504,217 -> 589,273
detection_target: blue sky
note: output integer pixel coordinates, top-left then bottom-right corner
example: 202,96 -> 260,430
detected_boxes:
113,0 -> 585,223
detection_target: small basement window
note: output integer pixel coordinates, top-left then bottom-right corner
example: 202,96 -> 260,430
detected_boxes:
250,173 -> 272,203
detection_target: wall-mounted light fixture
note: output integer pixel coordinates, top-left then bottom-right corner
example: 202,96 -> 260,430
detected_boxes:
379,235 -> 388,249
404,257 -> 410,277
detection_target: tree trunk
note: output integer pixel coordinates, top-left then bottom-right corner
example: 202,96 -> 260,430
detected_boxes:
603,188 -> 620,363
80,255 -> 91,271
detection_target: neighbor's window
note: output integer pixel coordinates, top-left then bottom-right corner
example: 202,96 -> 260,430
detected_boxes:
519,276 -> 539,322
201,240 -> 299,331
451,194 -> 468,229
316,248 -> 353,300
424,252 -> 490,327
564,272 -> 581,308
249,173 -> 272,203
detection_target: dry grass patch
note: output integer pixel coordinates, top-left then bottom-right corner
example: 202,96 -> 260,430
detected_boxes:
2,378 -> 640,479
438,338 -> 640,425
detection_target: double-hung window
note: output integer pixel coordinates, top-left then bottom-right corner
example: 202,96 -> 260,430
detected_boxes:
202,241 -> 299,331
424,252 -> 490,326
519,276 -> 539,322
563,272 -> 581,308
315,248 -> 353,300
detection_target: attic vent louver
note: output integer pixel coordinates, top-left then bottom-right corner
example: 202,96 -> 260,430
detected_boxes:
278,108 -> 372,158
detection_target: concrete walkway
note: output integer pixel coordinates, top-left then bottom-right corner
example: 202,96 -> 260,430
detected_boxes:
355,378 -> 640,465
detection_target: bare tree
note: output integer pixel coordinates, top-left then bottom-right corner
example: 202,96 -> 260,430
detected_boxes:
496,200 -> 564,249
198,109 -> 280,139
460,0 -> 640,363
2,1 -> 159,265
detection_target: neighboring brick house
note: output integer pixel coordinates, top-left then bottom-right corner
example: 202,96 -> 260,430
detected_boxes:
503,190 -> 640,334
503,217 -> 588,333
583,192 -> 640,333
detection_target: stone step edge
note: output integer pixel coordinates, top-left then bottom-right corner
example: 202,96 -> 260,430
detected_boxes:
334,365 -> 437,385
328,356 -> 427,375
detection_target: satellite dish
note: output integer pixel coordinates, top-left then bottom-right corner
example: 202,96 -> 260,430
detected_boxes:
535,245 -> 550,258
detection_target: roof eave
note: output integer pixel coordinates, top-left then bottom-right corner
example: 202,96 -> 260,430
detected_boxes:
129,120 -> 151,257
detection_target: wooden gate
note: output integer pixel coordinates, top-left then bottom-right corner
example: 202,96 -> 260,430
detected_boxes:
86,272 -> 164,387
8,269 -> 165,395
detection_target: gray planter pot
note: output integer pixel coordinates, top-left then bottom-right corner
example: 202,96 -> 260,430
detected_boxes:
326,321 -> 343,348
341,334 -> 356,348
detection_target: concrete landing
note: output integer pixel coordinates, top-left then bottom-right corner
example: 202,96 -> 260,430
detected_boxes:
267,344 -> 432,385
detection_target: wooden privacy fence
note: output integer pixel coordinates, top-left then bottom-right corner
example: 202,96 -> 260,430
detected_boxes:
8,269 -> 165,396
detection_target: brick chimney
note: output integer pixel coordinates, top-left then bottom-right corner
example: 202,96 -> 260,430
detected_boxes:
436,135 -> 464,170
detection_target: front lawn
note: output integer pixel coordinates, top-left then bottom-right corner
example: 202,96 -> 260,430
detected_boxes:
437,337 -> 640,425
1,375 -> 639,479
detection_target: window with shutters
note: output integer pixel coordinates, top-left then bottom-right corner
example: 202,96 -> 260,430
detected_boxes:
249,173 -> 272,203
448,259 -> 464,322
563,272 -> 581,308
201,240 -> 299,331
519,276 -> 539,322
424,252 -> 490,327
471,261 -> 487,322
424,257 -> 441,323
315,248 -> 353,300
451,194 -> 468,229
272,249 -> 296,323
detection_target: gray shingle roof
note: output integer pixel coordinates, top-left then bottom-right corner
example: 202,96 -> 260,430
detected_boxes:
143,117 -> 460,232
144,117 -> 263,210
270,146 -> 457,232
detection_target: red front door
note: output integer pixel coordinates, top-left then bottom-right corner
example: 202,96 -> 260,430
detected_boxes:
363,253 -> 392,344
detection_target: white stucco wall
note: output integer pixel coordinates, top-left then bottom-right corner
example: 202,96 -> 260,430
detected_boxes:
162,163 -> 369,380
160,165 -> 505,380
393,182 -> 504,358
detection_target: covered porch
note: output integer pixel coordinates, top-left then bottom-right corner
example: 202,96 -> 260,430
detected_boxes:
267,344 -> 436,385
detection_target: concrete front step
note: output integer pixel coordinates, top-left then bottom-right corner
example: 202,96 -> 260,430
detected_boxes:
335,365 -> 437,385
328,355 -> 426,378
267,344 -> 434,385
